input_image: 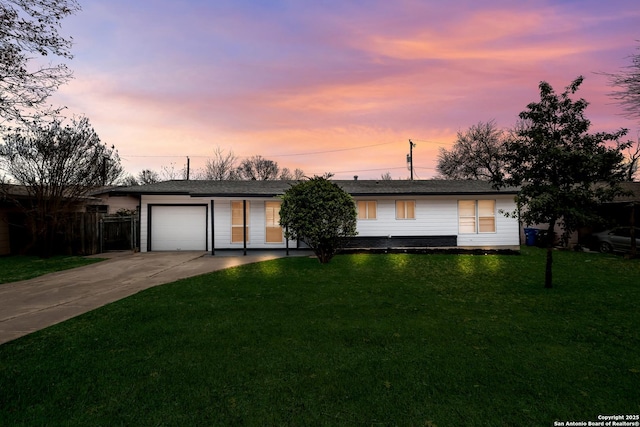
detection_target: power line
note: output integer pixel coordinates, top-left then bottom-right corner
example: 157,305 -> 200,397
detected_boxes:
269,141 -> 397,157
409,138 -> 449,146
120,141 -> 399,160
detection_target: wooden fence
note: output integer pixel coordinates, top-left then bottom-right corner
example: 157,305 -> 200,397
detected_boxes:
7,212 -> 139,256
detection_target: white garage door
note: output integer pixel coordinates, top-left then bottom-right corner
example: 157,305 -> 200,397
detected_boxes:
150,205 -> 207,251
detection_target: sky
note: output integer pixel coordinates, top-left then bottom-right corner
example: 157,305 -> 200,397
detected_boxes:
49,0 -> 640,180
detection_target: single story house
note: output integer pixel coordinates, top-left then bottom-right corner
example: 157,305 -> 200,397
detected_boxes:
110,179 -> 521,253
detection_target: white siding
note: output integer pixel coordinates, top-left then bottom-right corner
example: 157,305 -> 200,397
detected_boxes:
212,198 -> 293,250
456,197 -> 519,248
141,193 -> 520,251
355,195 -> 519,248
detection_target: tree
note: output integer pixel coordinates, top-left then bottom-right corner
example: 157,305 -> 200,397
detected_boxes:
495,77 -> 629,288
202,147 -> 239,180
436,120 -> 507,181
380,171 -> 393,180
137,169 -> 160,185
279,175 -> 357,263
621,135 -> 639,181
604,42 -> 640,121
0,116 -> 123,256
279,167 -> 305,180
0,0 -> 80,124
119,174 -> 138,186
160,162 -> 186,181
237,155 -> 279,180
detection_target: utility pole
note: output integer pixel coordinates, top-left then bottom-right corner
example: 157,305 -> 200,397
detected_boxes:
407,139 -> 416,180
186,156 -> 190,180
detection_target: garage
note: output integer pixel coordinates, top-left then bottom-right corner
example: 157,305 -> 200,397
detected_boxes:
149,205 -> 207,251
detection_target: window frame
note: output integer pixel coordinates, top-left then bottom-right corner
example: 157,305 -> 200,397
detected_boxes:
357,200 -> 377,220
458,200 -> 496,234
395,200 -> 416,220
265,201 -> 283,243
231,200 -> 250,243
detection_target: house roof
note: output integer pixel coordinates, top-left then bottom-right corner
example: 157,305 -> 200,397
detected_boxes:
109,179 -> 520,197
611,182 -> 640,203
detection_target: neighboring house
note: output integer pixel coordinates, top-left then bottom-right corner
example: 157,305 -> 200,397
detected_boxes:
0,185 -> 36,256
109,180 -> 521,253
88,187 -> 140,215
519,181 -> 640,248
0,184 -> 139,256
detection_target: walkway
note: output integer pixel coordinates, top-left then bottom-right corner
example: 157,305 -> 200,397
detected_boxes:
0,251 -> 297,345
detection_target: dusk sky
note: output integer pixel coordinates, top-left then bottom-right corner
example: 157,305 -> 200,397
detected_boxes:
51,0 -> 640,180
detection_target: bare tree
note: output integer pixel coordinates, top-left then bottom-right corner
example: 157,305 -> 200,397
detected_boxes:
202,147 -> 239,180
620,134 -> 640,181
380,171 -> 393,180
279,167 -> 305,180
604,42 -> 640,121
0,0 -> 80,124
237,155 -> 280,180
437,120 -> 507,181
138,169 -> 160,184
0,116 -> 123,256
119,174 -> 138,186
160,162 -> 186,181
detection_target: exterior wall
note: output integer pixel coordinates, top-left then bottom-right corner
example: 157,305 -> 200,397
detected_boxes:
457,197 -> 520,248
93,194 -> 140,215
355,197 -> 457,237
140,195 -> 295,252
140,193 -> 520,252
0,210 -> 9,256
212,198 -> 294,250
355,195 -> 519,248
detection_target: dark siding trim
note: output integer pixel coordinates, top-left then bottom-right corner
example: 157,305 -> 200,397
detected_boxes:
342,235 -> 457,249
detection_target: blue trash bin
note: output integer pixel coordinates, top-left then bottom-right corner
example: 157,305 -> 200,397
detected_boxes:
524,228 -> 539,246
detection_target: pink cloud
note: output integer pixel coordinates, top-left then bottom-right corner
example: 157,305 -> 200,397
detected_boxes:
49,0 -> 639,180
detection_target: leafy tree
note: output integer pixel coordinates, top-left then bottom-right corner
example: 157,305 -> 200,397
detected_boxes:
0,116 -> 123,256
495,77 -> 629,288
0,0 -> 80,123
436,120 -> 507,181
237,155 -> 279,180
279,175 -> 357,263
604,42 -> 640,121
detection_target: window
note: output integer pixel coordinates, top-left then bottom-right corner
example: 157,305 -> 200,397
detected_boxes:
396,200 -> 415,219
357,201 -> 377,219
458,200 -> 496,233
265,201 -> 283,243
231,201 -> 249,243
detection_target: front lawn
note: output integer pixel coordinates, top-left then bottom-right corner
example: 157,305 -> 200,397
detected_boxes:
0,248 -> 638,426
0,255 -> 103,284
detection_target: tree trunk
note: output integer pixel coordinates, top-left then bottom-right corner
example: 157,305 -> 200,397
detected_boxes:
544,220 -> 556,289
629,203 -> 637,259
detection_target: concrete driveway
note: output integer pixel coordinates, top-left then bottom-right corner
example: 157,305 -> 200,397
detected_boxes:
0,251 -> 294,345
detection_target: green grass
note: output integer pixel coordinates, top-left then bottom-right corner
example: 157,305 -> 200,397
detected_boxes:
0,248 -> 639,426
0,255 -> 104,284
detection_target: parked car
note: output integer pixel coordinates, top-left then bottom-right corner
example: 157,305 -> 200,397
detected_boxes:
592,227 -> 640,253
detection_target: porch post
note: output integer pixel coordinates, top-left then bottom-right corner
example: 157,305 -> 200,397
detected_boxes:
285,225 -> 289,256
243,199 -> 247,256
211,200 -> 215,256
